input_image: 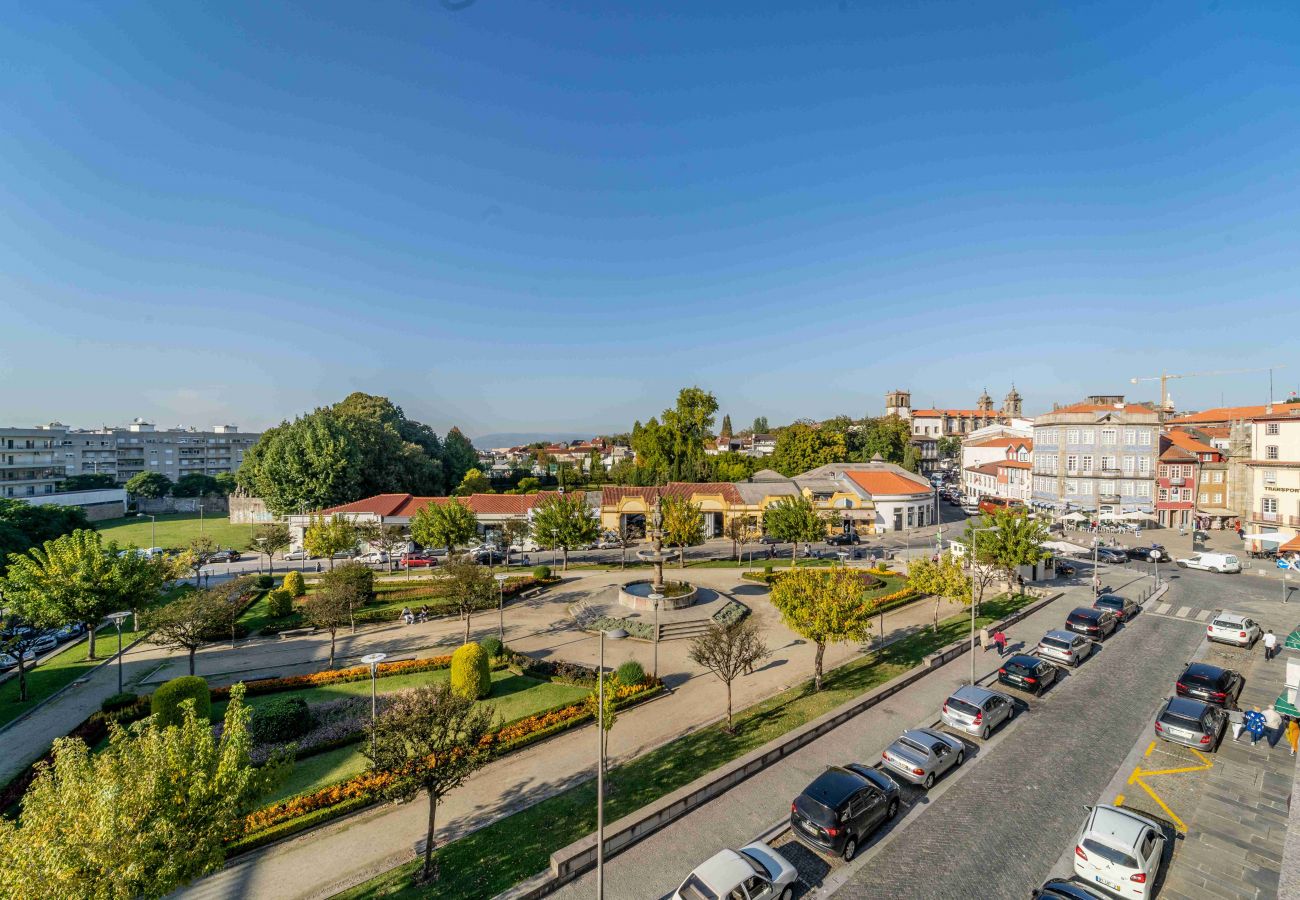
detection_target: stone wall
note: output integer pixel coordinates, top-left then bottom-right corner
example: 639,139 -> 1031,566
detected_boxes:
137,496 -> 230,515
228,494 -> 276,524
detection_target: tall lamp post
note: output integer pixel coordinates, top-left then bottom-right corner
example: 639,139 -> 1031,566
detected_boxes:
494,572 -> 510,640
106,611 -> 131,695
360,652 -> 387,759
967,526 -> 998,685
647,591 -> 664,680
596,627 -> 627,900
137,513 -> 156,550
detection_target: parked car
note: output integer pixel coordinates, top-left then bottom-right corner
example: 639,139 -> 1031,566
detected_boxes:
0,648 -> 37,670
1175,552 -> 1241,574
283,549 -> 315,561
827,532 -> 861,546
1175,662 -> 1243,708
1054,560 -> 1077,577
54,622 -> 86,642
1205,612 -> 1260,648
1037,629 -> 1095,668
1072,804 -> 1165,899
357,551 -> 389,565
1032,878 -> 1113,899
789,763 -> 900,861
1065,607 -> 1117,641
593,538 -> 622,550
998,653 -> 1059,696
1095,547 -> 1128,565
209,549 -> 242,563
400,552 -> 437,568
759,534 -> 782,545
330,548 -> 357,560
1154,696 -> 1227,751
30,632 -> 58,655
881,727 -> 965,788
672,842 -> 798,900
941,685 -> 1017,740
1093,593 -> 1138,623
1125,545 -> 1171,563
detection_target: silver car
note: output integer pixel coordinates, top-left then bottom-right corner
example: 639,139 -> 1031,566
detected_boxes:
940,685 -> 1017,740
1154,696 -> 1227,751
881,727 -> 966,788
1037,629 -> 1094,668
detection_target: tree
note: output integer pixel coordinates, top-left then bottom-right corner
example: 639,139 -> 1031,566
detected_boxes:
709,451 -> 759,483
0,498 -> 92,577
186,535 -> 219,583
769,424 -> 847,477
436,555 -> 497,643
661,495 -> 704,568
687,619 -> 769,732
320,562 -> 375,634
58,473 -> 116,492
725,515 -> 759,563
659,387 -> 719,481
124,471 -> 173,500
858,415 -> 911,464
409,500 -> 479,557
364,684 -> 495,885
719,414 -> 733,439
936,436 -> 962,460
981,509 -> 1049,594
303,515 -> 358,571
516,476 -> 541,494
959,517 -> 1003,616
172,473 -> 220,498
145,589 -> 227,675
302,583 -> 352,669
769,567 -> 874,690
761,496 -> 830,565
530,493 -> 599,571
248,523 -> 291,575
751,416 -> 769,434
441,427 -> 480,491
1,530 -> 163,660
0,683 -> 283,900
213,472 -> 238,495
583,676 -> 618,774
358,522 -> 409,572
502,518 -> 532,566
906,552 -> 970,632
453,468 -> 491,496
901,444 -> 921,473
613,517 -> 636,569
1,614 -> 42,703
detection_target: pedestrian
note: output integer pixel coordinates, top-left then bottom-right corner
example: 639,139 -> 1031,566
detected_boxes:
980,627 -> 991,653
1288,718 -> 1300,757
1244,707 -> 1267,745
1264,706 -> 1284,748
1092,573 -> 1101,594
400,606 -> 413,625
993,630 -> 1008,656
1264,629 -> 1278,662
1228,707 -> 1245,742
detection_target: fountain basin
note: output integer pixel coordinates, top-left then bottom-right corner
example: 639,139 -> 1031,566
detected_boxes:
619,579 -> 697,611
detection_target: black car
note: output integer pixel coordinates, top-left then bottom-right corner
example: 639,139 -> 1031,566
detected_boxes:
1065,607 -> 1117,640
1095,547 -> 1128,564
1032,878 -> 1112,899
1126,544 -> 1171,563
759,534 -> 782,545
790,764 -> 900,861
997,654 -> 1059,696
1092,593 -> 1137,622
827,532 -> 861,546
208,549 -> 242,563
1053,560 -> 1076,577
1176,662 -> 1243,708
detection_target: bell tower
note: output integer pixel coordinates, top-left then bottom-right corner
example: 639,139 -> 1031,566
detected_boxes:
885,389 -> 911,419
1002,384 -> 1023,418
977,387 -> 994,413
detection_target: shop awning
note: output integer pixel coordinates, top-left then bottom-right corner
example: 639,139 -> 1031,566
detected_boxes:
1241,532 -> 1283,545
1281,535 -> 1300,553
1197,507 -> 1236,517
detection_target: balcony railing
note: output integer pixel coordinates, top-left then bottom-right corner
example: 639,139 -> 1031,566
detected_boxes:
1257,511 -> 1282,524
1289,515 -> 1300,527
1168,477 -> 1185,486
1101,467 -> 1122,475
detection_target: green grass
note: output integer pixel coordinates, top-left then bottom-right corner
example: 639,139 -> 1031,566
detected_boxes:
253,671 -> 589,804
337,593 -> 1032,900
566,556 -> 843,571
96,512 -> 258,551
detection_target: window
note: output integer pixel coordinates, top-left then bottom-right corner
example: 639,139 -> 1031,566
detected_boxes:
1159,488 -> 1168,501
1067,455 -> 1078,473
1100,480 -> 1115,495
1101,428 -> 1117,445
1065,480 -> 1078,495
1265,469 -> 1278,485
1067,429 -> 1079,444
1266,445 -> 1279,460
1263,497 -> 1279,513
1138,429 -> 1152,445
1267,423 -> 1280,435
1081,455 -> 1093,473
1200,470 -> 1209,483
1121,482 -> 1134,497
1183,488 -> 1193,501
1101,456 -> 1117,471
1138,457 -> 1150,476
1137,482 -> 1151,497
1213,471 -> 1223,484
1081,428 -> 1094,443
1213,492 -> 1222,504
1158,465 -> 1168,478
1124,428 -> 1136,444
1080,480 -> 1092,495
1123,456 -> 1135,475
1183,465 -> 1193,478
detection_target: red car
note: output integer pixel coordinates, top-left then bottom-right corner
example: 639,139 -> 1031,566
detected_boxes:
401,553 -> 437,568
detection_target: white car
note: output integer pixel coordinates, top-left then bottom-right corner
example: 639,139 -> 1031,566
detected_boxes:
1174,552 -> 1241,574
358,552 -> 389,565
283,549 -> 315,561
1073,804 -> 1165,898
0,648 -> 38,670
1206,612 -> 1261,648
673,842 -> 798,900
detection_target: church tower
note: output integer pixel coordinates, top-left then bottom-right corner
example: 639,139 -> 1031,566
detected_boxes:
976,387 -> 994,413
1002,384 -> 1023,418
885,389 -> 911,419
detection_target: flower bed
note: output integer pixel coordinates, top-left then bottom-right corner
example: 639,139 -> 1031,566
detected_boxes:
579,615 -> 655,641
711,599 -> 750,627
210,654 -> 457,702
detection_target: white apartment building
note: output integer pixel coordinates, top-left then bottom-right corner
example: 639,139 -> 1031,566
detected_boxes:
0,427 -> 63,498
1243,407 -> 1300,552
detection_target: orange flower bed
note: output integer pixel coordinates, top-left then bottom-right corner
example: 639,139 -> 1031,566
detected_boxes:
869,587 -> 917,607
212,654 -> 454,701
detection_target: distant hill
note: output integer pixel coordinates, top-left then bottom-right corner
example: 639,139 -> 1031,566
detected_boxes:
471,431 -> 596,449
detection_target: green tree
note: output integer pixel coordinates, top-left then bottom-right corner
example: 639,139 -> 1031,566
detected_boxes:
124,471 -> 173,500
58,473 -> 116,492
365,684 -> 495,886
982,509 -> 1048,594
213,472 -> 238,495
145,589 -> 227,675
248,523 -> 291,575
442,555 -> 498,643
709,451 -> 758,483
501,518 -> 532,566
959,516 -> 1004,615
172,473 -> 220,498
859,415 -> 912,464
357,522 -> 408,572
661,495 -> 705,568
725,515 -> 759,563
441,427 -> 480,491
769,567 -> 874,690
1,614 -> 43,703
687,619 -> 769,732
906,552 -> 970,632
901,444 -> 921,473
530,493 -> 599,571
237,410 -> 363,515
751,416 -> 769,434
409,500 -> 479,557
660,386 -> 719,481
769,424 -> 847,477
761,495 -> 830,565
0,683 -> 283,900
583,676 -> 618,774
719,414 -> 733,438
302,582 -> 352,668
320,561 -> 375,633
186,536 -> 219,583
936,436 -> 962,459
1,530 -> 163,660
0,498 -> 92,577
454,468 -> 492,495
516,476 -> 541,493
302,516 -> 358,571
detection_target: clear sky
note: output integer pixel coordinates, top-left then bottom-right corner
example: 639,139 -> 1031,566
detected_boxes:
1,1 -> 1297,438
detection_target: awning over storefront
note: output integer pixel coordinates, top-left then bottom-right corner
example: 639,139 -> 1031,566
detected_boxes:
1280,535 -> 1300,553
1197,507 -> 1236,517
1241,532 -> 1283,545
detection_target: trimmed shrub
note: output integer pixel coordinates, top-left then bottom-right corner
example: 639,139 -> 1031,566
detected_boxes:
480,635 -> 503,659
267,588 -> 294,619
450,643 -> 491,699
101,691 -> 138,713
249,696 -> 314,744
151,675 -> 211,728
322,562 -> 375,605
614,659 -> 645,686
282,570 -> 306,597
764,564 -> 774,575
256,574 -> 274,589
532,565 -> 551,580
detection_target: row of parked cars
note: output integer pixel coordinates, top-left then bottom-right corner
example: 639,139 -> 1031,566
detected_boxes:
0,622 -> 87,670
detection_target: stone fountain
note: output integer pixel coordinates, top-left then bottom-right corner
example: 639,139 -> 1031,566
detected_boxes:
619,490 -> 697,611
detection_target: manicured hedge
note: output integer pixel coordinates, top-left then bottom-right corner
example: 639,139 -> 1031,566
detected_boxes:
151,676 -> 211,729
249,696 -> 314,744
711,600 -> 750,626
451,644 -> 491,700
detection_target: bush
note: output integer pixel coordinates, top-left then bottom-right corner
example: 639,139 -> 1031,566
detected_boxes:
249,696 -> 314,744
151,675 -> 211,728
256,574 -> 274,589
480,635 -> 503,659
450,643 -> 491,699
101,691 -> 138,713
322,562 -> 375,605
711,600 -> 750,627
764,565 -> 774,575
266,588 -> 294,619
282,570 -> 306,597
533,565 -> 551,580
614,660 -> 645,686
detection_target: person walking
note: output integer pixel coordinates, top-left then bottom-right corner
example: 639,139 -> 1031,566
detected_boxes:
1244,707 -> 1267,746
1287,718 -> 1300,757
1264,706 -> 1284,748
993,629 -> 1008,657
1264,629 -> 1278,662
980,627 -> 991,653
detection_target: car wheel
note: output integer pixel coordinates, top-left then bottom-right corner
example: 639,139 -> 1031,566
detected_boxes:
955,749 -> 965,767
1009,703 -> 1018,720
1210,567 -> 1220,573
980,725 -> 991,740
923,771 -> 936,789
1176,561 -> 1187,569
887,798 -> 899,819
842,837 -> 858,861
780,888 -> 793,900
1072,655 -> 1081,668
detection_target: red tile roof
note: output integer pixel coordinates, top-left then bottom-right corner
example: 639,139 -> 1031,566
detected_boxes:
911,409 -> 996,418
1049,401 -> 1157,415
601,482 -> 744,505
318,492 -> 563,518
843,470 -> 932,496
1164,430 -> 1218,457
1001,459 -> 1032,470
966,436 -> 1033,450
1168,404 -> 1275,424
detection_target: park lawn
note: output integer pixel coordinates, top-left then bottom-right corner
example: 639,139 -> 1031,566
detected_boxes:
338,592 -> 1032,900
95,512 -> 258,551
566,556 -> 843,571
254,672 -> 589,804
0,626 -> 147,728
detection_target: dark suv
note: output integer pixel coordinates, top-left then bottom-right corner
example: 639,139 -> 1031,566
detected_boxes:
827,532 -> 861,546
790,764 -> 899,861
1092,593 -> 1137,622
1176,662 -> 1243,708
1065,607 -> 1117,640
1126,545 -> 1171,563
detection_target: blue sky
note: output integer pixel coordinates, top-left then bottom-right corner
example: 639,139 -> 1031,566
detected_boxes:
1,1 -> 1297,438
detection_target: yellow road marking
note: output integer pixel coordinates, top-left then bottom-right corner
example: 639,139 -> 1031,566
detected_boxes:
1144,741 -> 1155,758
1132,776 -> 1188,833
1115,794 -> 1125,806
1123,746 -> 1214,835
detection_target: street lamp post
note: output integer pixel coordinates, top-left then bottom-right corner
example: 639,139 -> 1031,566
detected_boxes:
106,611 -> 131,695
647,591 -> 664,679
137,513 -> 156,550
597,627 -> 628,900
360,652 -> 387,760
494,572 -> 510,640
968,526 -> 997,685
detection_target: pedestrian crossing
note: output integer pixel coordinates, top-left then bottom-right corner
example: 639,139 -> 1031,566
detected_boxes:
1148,601 -> 1212,622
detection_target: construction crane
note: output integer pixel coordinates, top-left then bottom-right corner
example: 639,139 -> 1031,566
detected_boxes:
1130,366 -> 1286,412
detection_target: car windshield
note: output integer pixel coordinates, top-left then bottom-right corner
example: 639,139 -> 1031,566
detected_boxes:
678,874 -> 717,900
896,736 -> 930,757
1096,598 -> 1120,609
1004,662 -> 1035,676
736,850 -> 770,878
946,697 -> 980,716
1212,619 -> 1240,630
793,793 -> 838,826
1183,672 -> 1220,688
1068,611 -> 1097,623
1040,636 -> 1071,651
1082,838 -> 1138,869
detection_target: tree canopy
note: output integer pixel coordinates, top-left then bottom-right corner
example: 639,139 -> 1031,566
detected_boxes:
58,473 -> 117,492
171,473 -> 221,498
769,567 -> 874,690
409,500 -> 479,554
627,387 -> 719,484
769,423 -> 847,477
661,495 -> 705,566
0,498 -> 92,577
125,471 -> 173,500
858,415 -> 912,465
530,493 -> 599,570
760,495 -> 830,562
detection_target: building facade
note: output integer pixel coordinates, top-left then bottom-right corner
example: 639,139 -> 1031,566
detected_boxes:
1243,408 -> 1300,550
0,427 -> 63,498
886,387 -> 1027,475
962,440 -> 1033,505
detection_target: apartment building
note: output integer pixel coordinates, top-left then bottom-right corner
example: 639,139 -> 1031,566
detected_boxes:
0,427 -> 63,498
1030,396 -> 1161,516
1243,406 -> 1300,552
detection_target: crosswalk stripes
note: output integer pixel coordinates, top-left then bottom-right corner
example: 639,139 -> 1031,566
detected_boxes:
1194,609 -> 1211,621
1154,602 -> 1172,615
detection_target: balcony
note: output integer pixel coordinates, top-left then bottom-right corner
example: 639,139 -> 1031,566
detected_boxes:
1100,467 -> 1122,476
1168,477 -> 1185,487
1098,493 -> 1122,504
1257,511 -> 1282,524
1290,516 -> 1300,527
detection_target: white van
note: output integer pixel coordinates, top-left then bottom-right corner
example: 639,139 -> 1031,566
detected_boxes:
1174,552 -> 1241,574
